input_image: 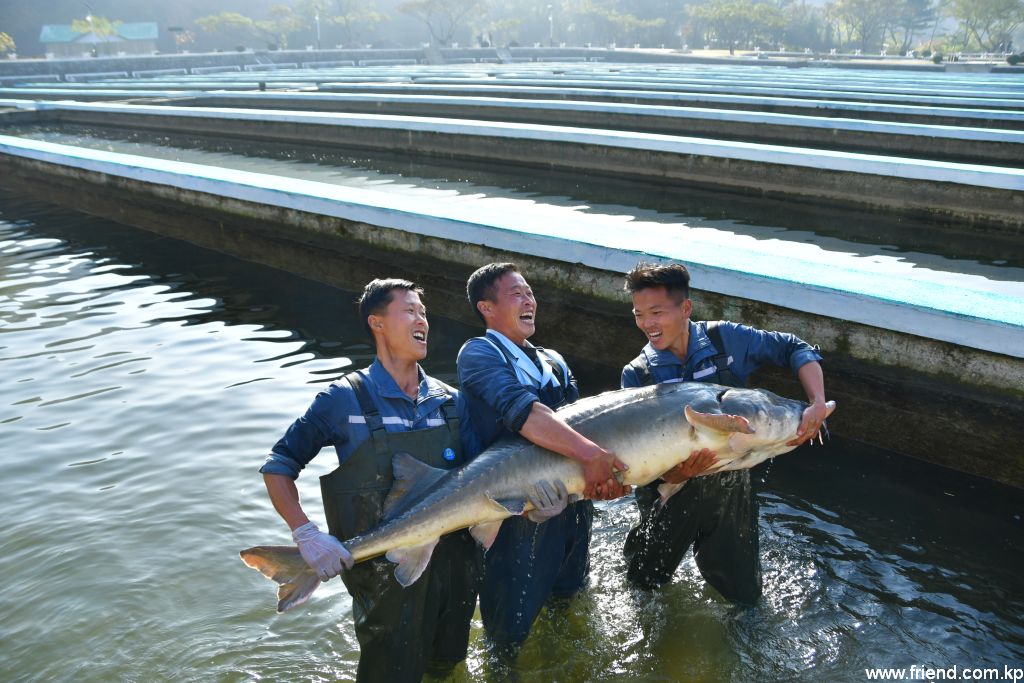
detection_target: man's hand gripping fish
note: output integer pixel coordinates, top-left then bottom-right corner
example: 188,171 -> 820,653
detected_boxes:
241,381 -> 836,611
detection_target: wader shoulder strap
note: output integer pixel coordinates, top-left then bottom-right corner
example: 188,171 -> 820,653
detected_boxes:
537,349 -> 567,389
629,325 -> 742,388
704,322 -> 744,388
439,396 -> 461,445
345,372 -> 390,463
485,336 -> 567,396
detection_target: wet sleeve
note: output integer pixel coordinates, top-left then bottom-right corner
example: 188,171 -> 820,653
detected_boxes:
259,388 -> 347,479
724,322 -> 823,376
457,338 -> 537,434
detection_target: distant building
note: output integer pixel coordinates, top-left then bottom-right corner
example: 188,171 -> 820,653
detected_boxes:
39,22 -> 158,58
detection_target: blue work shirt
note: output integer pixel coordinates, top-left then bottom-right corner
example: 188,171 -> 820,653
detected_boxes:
457,332 -> 579,448
621,320 -> 822,388
261,358 -> 480,480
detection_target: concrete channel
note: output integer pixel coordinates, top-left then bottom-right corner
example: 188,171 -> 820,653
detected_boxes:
409,75 -> 1024,110
10,88 -> 1022,164
171,92 -> 1024,166
313,83 -> 1024,129
11,101 -> 1024,232
0,133 -> 1021,488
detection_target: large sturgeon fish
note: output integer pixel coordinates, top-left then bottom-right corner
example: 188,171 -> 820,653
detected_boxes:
241,381 -> 835,611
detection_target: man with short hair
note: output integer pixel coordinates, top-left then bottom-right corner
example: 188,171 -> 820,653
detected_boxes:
260,278 -> 482,682
621,261 -> 828,604
456,262 -> 631,653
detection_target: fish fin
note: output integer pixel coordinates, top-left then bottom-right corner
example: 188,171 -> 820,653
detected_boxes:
239,545 -> 322,613
383,453 -> 449,521
385,538 -> 440,587
469,521 -> 504,549
684,404 -> 755,435
489,496 -> 528,516
656,482 -> 685,507
723,452 -> 769,471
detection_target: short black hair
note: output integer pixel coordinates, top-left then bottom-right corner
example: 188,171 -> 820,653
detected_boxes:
357,278 -> 424,338
466,262 -> 519,323
624,262 -> 690,302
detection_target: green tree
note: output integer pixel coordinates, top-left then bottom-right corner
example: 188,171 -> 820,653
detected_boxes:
570,0 -> 667,45
196,12 -> 258,48
881,0 -> 937,53
298,0 -> 388,47
688,0 -> 785,52
473,0 -> 563,47
0,31 -> 15,55
826,0 -> 889,51
947,0 -> 1024,50
633,0 -> 693,46
398,0 -> 485,46
780,1 -> 830,52
596,6 -> 666,44
70,15 -> 123,40
253,4 -> 306,48
196,6 -> 306,50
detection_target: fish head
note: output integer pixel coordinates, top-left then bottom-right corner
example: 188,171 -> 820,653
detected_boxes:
722,387 -> 836,459
685,386 -> 836,465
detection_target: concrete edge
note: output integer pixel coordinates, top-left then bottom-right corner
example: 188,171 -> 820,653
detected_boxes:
30,101 -> 1024,191
0,133 -> 1019,360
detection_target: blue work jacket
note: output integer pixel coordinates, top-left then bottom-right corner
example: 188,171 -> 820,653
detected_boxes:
260,359 -> 480,480
621,320 -> 822,388
456,332 -> 579,449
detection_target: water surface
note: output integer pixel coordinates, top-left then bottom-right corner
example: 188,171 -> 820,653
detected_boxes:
1,194 -> 1021,682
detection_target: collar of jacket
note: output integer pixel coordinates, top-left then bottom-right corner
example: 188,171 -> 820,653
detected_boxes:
365,358 -> 450,403
641,320 -> 716,371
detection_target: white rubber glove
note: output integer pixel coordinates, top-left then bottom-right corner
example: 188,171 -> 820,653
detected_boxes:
292,521 -> 353,581
527,479 -> 570,523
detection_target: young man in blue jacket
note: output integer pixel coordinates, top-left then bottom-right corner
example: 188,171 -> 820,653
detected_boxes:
456,262 -> 631,655
260,278 -> 482,683
621,262 -> 829,604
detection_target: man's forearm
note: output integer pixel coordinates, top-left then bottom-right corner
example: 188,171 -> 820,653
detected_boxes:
797,361 -> 826,404
263,473 -> 311,532
518,402 -> 602,463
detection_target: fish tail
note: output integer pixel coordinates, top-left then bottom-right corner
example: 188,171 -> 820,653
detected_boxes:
240,545 -> 322,613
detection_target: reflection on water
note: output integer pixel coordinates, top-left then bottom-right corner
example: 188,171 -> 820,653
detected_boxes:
0,194 -> 1021,682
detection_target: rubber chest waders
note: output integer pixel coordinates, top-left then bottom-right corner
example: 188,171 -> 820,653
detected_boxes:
319,373 -> 466,540
625,321 -> 763,603
475,342 -> 594,648
319,372 -> 479,683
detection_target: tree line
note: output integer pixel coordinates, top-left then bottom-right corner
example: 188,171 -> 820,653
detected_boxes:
190,0 -> 1024,55
3,0 -> 1022,58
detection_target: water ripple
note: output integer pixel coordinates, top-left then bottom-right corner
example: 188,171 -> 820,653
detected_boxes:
1,189 -> 1021,683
